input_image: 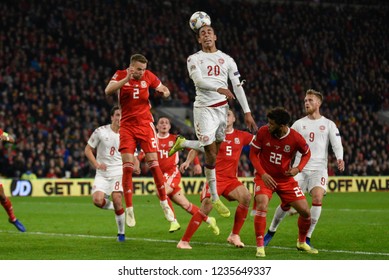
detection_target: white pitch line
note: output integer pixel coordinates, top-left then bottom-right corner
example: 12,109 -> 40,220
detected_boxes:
1,230 -> 389,257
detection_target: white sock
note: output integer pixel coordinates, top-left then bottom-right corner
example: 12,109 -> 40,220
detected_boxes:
184,140 -> 205,152
102,199 -> 114,210
204,167 -> 219,201
307,205 -> 322,238
115,212 -> 125,234
268,205 -> 288,232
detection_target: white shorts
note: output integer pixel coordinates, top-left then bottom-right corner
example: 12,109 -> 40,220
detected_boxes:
92,174 -> 123,195
294,169 -> 328,195
193,105 -> 228,147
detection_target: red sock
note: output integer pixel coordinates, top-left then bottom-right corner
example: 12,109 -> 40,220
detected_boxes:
167,197 -> 175,218
148,160 -> 167,201
298,216 -> 311,242
254,210 -> 267,247
122,162 -> 134,208
115,208 -> 125,216
181,211 -> 206,242
185,203 -> 200,215
232,204 -> 248,235
1,197 -> 16,222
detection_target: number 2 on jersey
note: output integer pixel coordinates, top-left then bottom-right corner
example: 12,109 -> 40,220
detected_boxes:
207,65 -> 220,76
270,152 -> 282,165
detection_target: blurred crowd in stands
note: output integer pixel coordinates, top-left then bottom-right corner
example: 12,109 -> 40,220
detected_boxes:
0,0 -> 388,179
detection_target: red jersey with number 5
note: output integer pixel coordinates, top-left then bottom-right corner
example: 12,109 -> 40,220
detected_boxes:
216,129 -> 254,181
251,126 -> 310,182
110,69 -> 161,125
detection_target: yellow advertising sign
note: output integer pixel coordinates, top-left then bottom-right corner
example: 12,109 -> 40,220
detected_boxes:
1,176 -> 388,197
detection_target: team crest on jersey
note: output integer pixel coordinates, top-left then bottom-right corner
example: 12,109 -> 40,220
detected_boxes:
190,65 -> 196,71
234,138 -> 240,144
284,145 -> 290,153
141,81 -> 147,88
218,58 -> 225,64
169,141 -> 174,147
320,125 -> 326,131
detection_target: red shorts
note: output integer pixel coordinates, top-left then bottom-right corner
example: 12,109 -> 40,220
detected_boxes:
254,178 -> 306,209
165,170 -> 182,197
200,178 -> 242,202
119,122 -> 158,154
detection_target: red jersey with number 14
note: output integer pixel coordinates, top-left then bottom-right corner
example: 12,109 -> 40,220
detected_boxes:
157,134 -> 180,176
251,126 -> 310,182
110,69 -> 161,125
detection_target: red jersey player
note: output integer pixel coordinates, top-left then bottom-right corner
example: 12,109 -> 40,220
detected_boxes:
249,107 -> 317,257
177,109 -> 254,249
105,54 -> 174,226
0,128 -> 26,232
155,116 -> 219,235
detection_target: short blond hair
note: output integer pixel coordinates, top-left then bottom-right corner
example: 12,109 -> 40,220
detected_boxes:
306,89 -> 323,103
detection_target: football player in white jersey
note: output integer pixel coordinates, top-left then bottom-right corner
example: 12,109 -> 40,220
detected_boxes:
169,25 -> 257,219
85,106 -> 126,242
264,89 -> 345,248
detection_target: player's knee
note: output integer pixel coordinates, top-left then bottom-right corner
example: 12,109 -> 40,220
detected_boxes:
201,198 -> 212,214
92,197 -> 104,208
298,208 -> 311,218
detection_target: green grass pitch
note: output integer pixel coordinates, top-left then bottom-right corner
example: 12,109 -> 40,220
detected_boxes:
0,192 -> 388,260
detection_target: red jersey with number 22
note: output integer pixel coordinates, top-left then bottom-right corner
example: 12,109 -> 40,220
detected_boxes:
251,126 -> 310,182
111,69 -> 161,125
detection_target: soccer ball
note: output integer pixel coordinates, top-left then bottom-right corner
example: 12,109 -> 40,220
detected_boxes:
189,11 -> 211,32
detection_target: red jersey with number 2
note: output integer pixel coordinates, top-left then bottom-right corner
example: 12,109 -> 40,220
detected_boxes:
111,69 -> 161,125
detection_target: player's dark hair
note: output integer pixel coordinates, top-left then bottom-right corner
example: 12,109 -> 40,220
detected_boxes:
267,107 -> 291,126
110,105 -> 120,116
130,54 -> 148,64
196,25 -> 215,38
157,115 -> 171,123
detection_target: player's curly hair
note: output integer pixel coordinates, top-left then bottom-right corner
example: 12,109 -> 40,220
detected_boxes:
267,107 -> 291,126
